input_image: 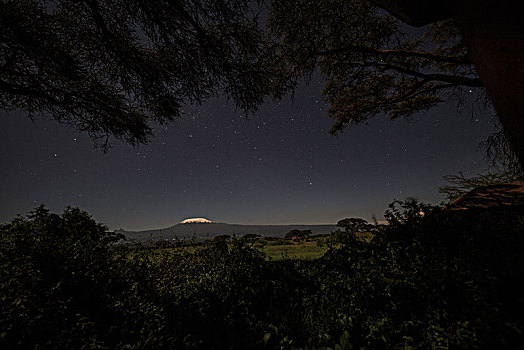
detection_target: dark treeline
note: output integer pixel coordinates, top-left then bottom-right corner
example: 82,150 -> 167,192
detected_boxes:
1,202 -> 523,349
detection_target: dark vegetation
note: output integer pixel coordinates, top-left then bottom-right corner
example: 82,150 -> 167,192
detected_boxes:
2,202 -> 523,349
1,0 -> 272,148
2,0 -> 521,172
1,2 -> 524,348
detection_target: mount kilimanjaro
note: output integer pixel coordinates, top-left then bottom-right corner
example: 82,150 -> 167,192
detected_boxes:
116,218 -> 338,242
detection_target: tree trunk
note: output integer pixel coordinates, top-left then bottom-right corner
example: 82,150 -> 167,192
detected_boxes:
373,0 -> 524,169
451,0 -> 524,170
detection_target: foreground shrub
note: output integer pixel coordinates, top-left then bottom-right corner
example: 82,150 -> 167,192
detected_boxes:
1,202 -> 523,349
0,205 -> 125,348
310,201 -> 524,349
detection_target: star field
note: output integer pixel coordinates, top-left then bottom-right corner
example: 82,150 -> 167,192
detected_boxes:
0,82 -> 496,230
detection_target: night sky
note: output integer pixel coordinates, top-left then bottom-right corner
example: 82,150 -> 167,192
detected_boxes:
1,79 -> 496,231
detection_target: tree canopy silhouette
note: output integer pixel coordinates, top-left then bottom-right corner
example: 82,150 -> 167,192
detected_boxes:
2,0 -> 522,168
1,0 -> 272,148
336,218 -> 369,233
268,0 -> 524,172
268,0 -> 483,135
370,0 -> 524,170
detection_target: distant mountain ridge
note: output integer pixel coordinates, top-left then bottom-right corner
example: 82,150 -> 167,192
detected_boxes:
116,222 -> 338,242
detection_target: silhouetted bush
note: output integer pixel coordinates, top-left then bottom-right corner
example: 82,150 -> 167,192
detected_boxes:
1,202 -> 523,349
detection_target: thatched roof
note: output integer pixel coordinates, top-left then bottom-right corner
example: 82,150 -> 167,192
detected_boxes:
443,182 -> 524,211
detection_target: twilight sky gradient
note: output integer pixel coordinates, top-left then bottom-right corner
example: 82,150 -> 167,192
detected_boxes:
1,80 -> 495,230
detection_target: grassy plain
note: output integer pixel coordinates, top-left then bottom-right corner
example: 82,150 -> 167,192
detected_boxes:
130,233 -> 370,262
125,238 -> 331,262
253,240 -> 328,260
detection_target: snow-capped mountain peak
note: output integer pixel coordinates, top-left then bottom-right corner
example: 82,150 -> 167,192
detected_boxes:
179,217 -> 212,224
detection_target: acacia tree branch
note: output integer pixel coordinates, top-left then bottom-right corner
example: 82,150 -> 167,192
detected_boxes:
84,0 -> 114,43
0,79 -> 66,107
390,82 -> 457,106
345,60 -> 483,87
170,2 -> 206,38
313,44 -> 472,65
378,62 -> 482,87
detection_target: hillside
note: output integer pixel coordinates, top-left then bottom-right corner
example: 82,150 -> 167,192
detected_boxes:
117,222 -> 338,242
